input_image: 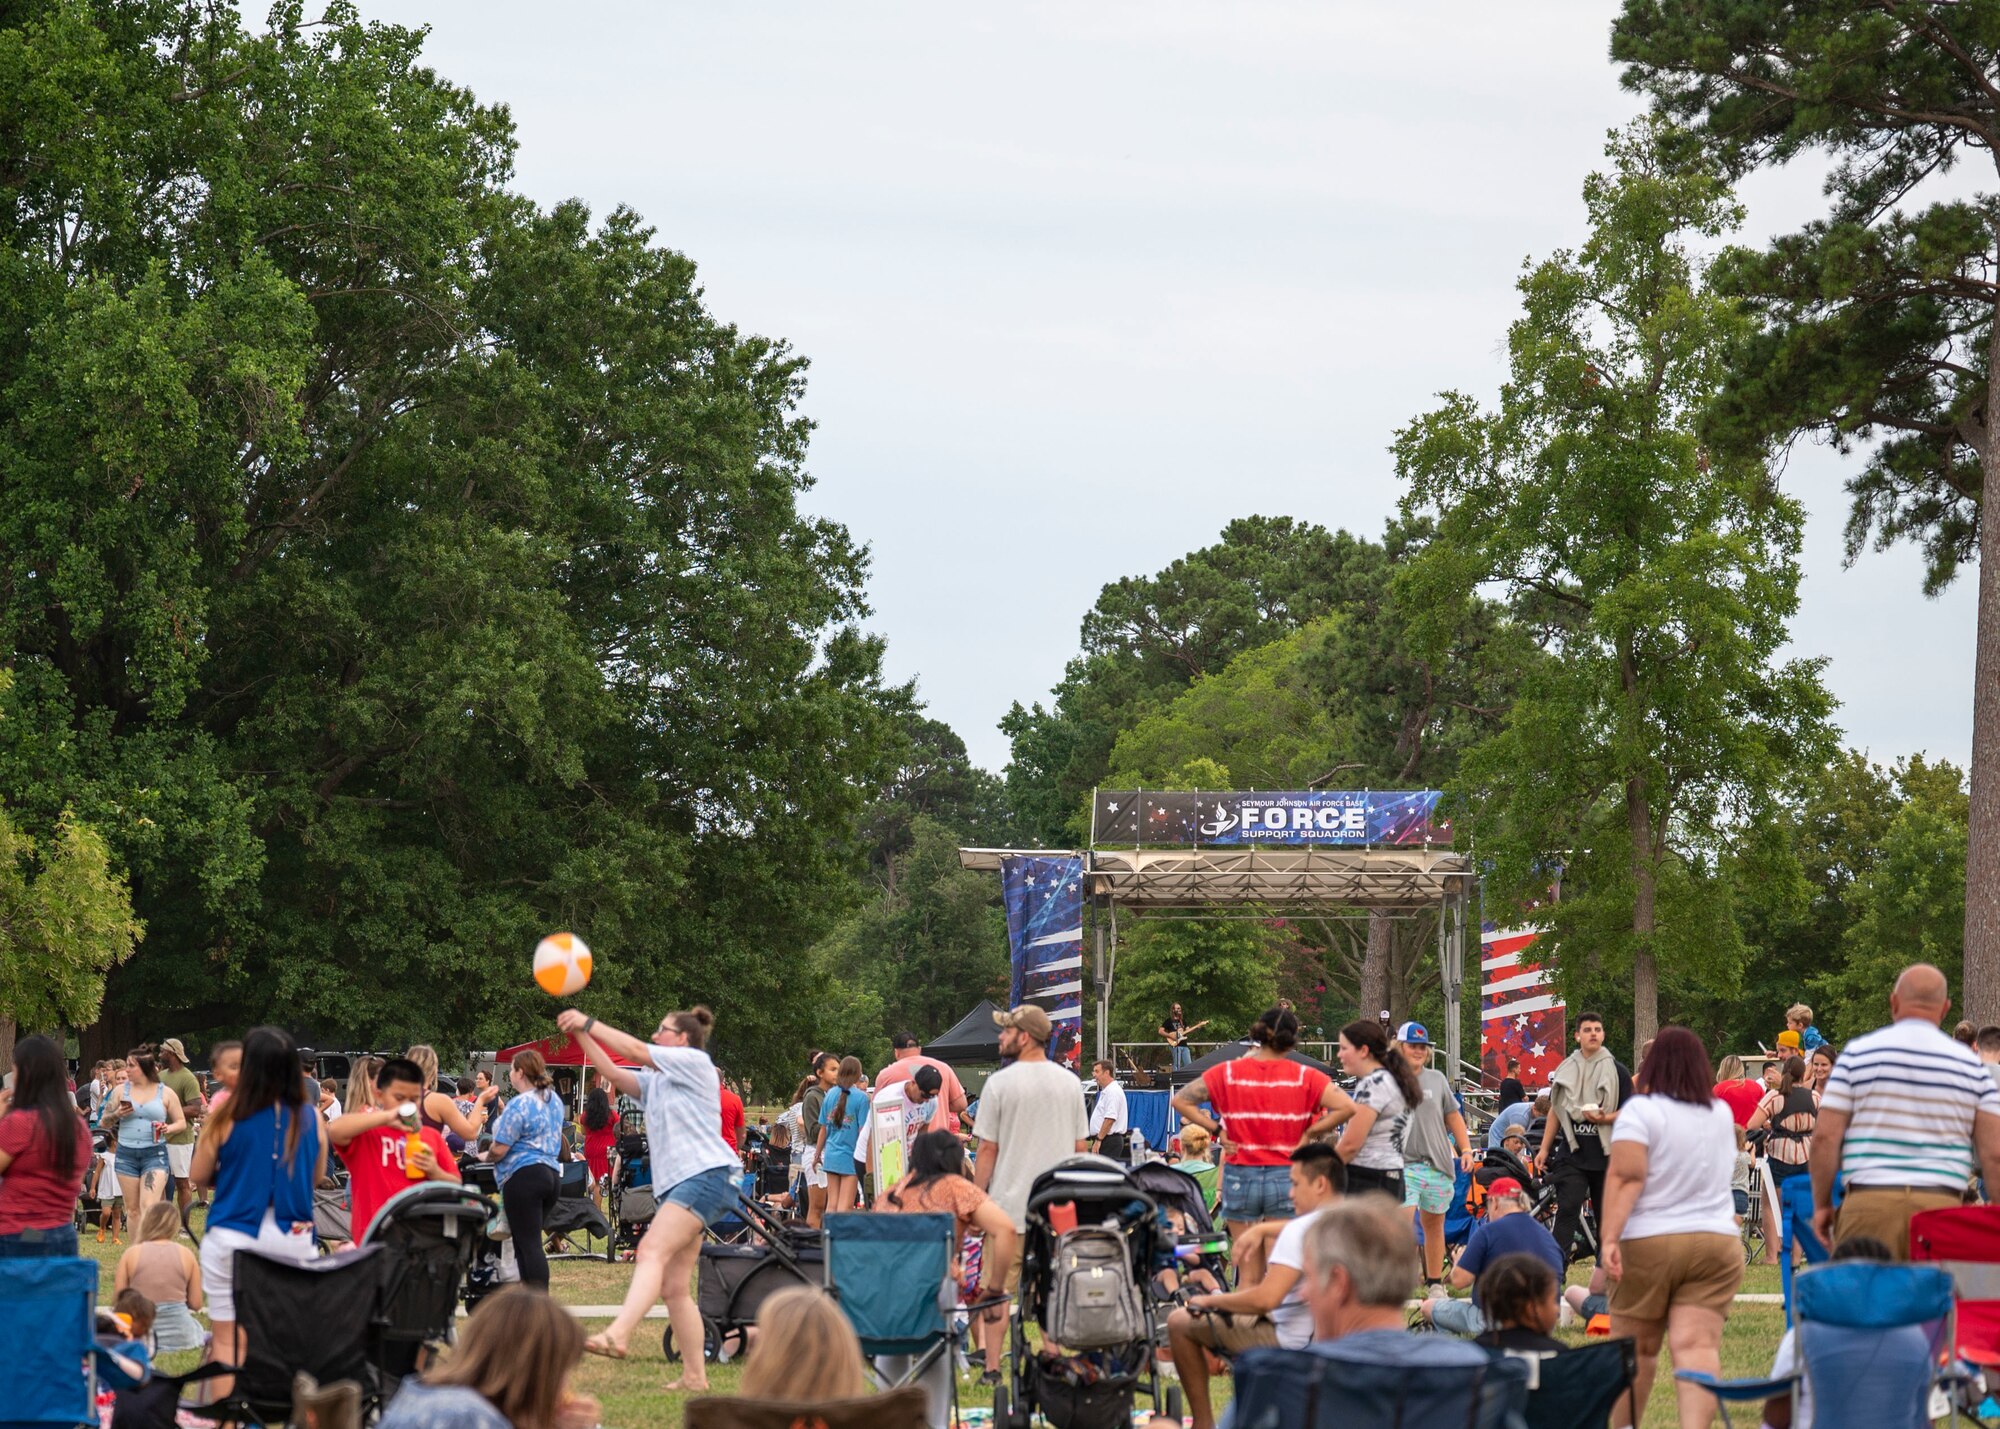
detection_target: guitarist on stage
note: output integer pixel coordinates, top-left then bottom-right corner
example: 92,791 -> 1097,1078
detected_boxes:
1160,1003 -> 1209,1071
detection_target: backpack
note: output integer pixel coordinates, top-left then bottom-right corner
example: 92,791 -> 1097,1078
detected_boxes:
1042,1226 -> 1144,1349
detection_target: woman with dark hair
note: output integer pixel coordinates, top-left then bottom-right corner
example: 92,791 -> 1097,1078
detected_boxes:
557,1005 -> 738,1385
1598,1026 -> 1742,1429
881,1130 -> 1018,1421
483,1048 -> 565,1290
190,1025 -> 325,1385
0,1034 -> 93,1256
1747,1054 -> 1819,1187
581,1083 -> 616,1211
1318,1019 -> 1421,1201
100,1044 -> 189,1226
1171,1006 -> 1344,1242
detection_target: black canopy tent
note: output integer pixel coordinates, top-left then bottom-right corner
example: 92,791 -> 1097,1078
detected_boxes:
924,998 -> 1003,1067
1171,1039 -> 1335,1087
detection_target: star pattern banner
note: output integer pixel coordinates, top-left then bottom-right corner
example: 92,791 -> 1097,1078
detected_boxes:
1001,854 -> 1085,1070
1479,924 -> 1565,1090
1092,789 -> 1448,847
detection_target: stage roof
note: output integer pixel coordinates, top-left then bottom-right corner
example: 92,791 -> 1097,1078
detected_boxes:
957,844 -> 1473,914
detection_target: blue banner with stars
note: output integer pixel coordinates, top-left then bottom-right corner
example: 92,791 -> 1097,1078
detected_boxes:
1001,854 -> 1085,1070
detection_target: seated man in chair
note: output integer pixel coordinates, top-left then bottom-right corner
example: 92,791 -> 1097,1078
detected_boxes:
1165,1143 -> 1343,1429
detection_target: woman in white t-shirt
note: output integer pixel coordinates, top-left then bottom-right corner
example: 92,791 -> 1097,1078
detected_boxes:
1599,1027 -> 1743,1429
1318,1019 -> 1419,1202
558,1006 -> 740,1391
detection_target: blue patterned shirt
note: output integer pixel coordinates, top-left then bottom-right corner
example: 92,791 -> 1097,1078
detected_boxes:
490,1088 -> 563,1185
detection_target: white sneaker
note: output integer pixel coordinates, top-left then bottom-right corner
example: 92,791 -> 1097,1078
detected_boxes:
1558,1299 -> 1578,1329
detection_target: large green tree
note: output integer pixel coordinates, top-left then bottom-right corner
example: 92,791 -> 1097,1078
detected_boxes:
1396,121 -> 1837,1045
0,0 -> 904,1087
1613,0 -> 2000,1022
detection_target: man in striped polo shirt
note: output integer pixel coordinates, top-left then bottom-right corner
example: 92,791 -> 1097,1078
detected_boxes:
1812,963 -> 2000,1259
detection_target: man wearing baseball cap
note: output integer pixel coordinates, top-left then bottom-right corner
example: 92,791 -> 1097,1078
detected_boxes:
156,1038 -> 206,1215
972,1004 -> 1088,1385
1417,1175 -> 1561,1336
1394,1022 -> 1473,1295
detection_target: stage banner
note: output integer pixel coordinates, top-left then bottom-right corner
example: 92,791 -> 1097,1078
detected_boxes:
1480,923 -> 1564,1090
1092,790 -> 1448,847
1001,854 -> 1085,1070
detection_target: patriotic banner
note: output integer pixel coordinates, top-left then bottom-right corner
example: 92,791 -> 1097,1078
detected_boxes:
1001,854 -> 1085,1070
1092,789 -> 1448,847
1480,923 -> 1565,1089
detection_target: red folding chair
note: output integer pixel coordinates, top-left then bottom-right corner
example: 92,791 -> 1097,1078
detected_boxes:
1909,1205 -> 2000,1371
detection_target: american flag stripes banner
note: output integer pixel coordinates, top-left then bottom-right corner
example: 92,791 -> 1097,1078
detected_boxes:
1480,924 -> 1565,1088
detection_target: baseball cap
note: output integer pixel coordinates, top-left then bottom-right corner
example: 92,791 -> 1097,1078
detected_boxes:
1395,1022 -> 1431,1047
1487,1177 -> 1526,1199
890,1031 -> 920,1050
993,1004 -> 1054,1043
160,1038 -> 187,1061
913,1064 -> 943,1095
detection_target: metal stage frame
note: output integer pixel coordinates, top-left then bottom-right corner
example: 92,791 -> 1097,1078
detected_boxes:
959,834 -> 1479,1082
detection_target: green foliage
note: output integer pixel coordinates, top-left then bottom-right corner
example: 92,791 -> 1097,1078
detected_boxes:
1108,919 -> 1282,1050
0,1 -> 905,1088
0,799 -> 144,1034
1396,120 -> 1838,1042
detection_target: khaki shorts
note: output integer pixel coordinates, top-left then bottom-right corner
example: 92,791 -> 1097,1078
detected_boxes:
1609,1233 -> 1742,1326
1834,1186 -> 1963,1261
1182,1310 -> 1280,1355
993,1237 -> 1026,1297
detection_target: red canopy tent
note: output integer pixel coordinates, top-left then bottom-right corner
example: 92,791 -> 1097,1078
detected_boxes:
496,1034 -> 639,1069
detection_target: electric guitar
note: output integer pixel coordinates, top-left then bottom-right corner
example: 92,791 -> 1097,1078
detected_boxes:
1163,1018 -> 1211,1048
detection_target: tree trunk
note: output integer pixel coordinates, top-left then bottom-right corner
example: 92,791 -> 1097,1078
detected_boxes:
0,1017 -> 15,1076
1627,775 -> 1660,1051
1964,297 -> 2000,1026
1360,911 -> 1393,1030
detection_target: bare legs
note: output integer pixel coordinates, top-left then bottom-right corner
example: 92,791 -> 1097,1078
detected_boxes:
1418,1208 -> 1447,1281
1611,1304 -> 1726,1429
588,1202 -> 707,1389
827,1172 -> 859,1214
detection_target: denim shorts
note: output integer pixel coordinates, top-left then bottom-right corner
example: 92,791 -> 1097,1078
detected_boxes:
1220,1162 -> 1293,1223
659,1165 -> 738,1228
114,1141 -> 170,1180
0,1225 -> 79,1258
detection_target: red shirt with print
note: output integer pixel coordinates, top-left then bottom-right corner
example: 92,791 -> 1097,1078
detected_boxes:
1205,1055 -> 1332,1167
337,1124 -> 460,1242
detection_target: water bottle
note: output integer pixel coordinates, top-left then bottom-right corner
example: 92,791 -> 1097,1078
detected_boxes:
1130,1129 -> 1146,1164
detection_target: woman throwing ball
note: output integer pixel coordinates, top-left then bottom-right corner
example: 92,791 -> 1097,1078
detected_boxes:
556,1006 -> 739,1382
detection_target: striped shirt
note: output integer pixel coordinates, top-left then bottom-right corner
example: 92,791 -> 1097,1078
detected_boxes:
1206,1054 -> 1332,1167
1820,1018 -> 2000,1191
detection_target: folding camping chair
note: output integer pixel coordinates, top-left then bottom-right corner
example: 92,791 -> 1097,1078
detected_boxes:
1511,1336 -> 1636,1429
1912,1204 -> 2000,1374
1677,1259 -> 1976,1429
685,1386 -> 929,1429
821,1211 -> 967,1429
0,1257 -> 97,1429
1764,1163 -> 1828,1322
1228,1344 -> 1530,1428
213,1244 -> 391,1424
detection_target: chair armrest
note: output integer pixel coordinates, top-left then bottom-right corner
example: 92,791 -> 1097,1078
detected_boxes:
1672,1369 -> 1800,1402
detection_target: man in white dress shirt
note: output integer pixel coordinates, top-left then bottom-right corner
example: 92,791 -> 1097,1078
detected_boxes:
1090,1060 -> 1131,1162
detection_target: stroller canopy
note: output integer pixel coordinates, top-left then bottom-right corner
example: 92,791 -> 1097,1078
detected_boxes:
1171,1039 -> 1334,1087
923,999 -> 1003,1067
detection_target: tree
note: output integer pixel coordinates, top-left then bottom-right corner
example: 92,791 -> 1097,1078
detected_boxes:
0,1 -> 906,1087
1107,919 -> 1282,1054
1001,518 -> 1367,844
1612,0 -> 2000,1023
0,799 -> 144,1068
1396,121 -> 1837,1046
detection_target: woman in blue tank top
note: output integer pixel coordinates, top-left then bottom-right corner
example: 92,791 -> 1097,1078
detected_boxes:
102,1045 -> 189,1226
190,1026 -> 325,1386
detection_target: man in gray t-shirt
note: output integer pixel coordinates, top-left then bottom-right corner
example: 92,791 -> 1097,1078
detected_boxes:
973,1003 -> 1088,1378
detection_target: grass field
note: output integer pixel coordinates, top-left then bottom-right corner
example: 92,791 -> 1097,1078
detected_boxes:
81,1212 -> 1797,1428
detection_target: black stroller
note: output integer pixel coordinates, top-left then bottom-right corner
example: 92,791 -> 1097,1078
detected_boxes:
997,1155 -> 1182,1429
360,1180 -> 496,1377
607,1114 -> 655,1261
664,1192 -> 823,1363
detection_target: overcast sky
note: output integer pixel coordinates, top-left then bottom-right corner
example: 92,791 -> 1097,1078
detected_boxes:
365,1 -> 1976,777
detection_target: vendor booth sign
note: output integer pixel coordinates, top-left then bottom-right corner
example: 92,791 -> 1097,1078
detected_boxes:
1092,789 -> 1448,847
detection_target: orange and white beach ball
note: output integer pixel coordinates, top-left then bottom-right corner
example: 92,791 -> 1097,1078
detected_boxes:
533,932 -> 592,996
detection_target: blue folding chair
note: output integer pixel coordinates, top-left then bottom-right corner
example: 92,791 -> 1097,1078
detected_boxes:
1679,1260 -> 1975,1429
1230,1344 -> 1530,1428
822,1212 -> 963,1427
1770,1168 -> 1828,1322
0,1257 -> 97,1429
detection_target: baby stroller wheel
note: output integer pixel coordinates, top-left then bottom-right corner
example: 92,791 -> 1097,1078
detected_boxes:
1164,1384 -> 1182,1422
661,1314 -> 729,1363
991,1382 -> 1019,1429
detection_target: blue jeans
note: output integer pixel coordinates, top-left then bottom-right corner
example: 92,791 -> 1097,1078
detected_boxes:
0,1224 -> 79,1258
660,1165 -> 739,1228
1428,1296 -> 1487,1336
1172,1044 -> 1192,1070
1220,1163 -> 1293,1223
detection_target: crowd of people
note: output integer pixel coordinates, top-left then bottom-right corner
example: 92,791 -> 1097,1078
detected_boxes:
5,961 -> 2000,1428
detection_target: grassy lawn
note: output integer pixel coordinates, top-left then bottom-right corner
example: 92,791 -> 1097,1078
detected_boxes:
79,1218 -> 1796,1428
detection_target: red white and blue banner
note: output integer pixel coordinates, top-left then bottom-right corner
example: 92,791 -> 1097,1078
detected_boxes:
1092,789 -> 1448,847
1480,924 -> 1564,1089
1001,854 -> 1085,1069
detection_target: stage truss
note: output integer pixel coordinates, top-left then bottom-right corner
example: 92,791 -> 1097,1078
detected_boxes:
958,842 -> 1478,1080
